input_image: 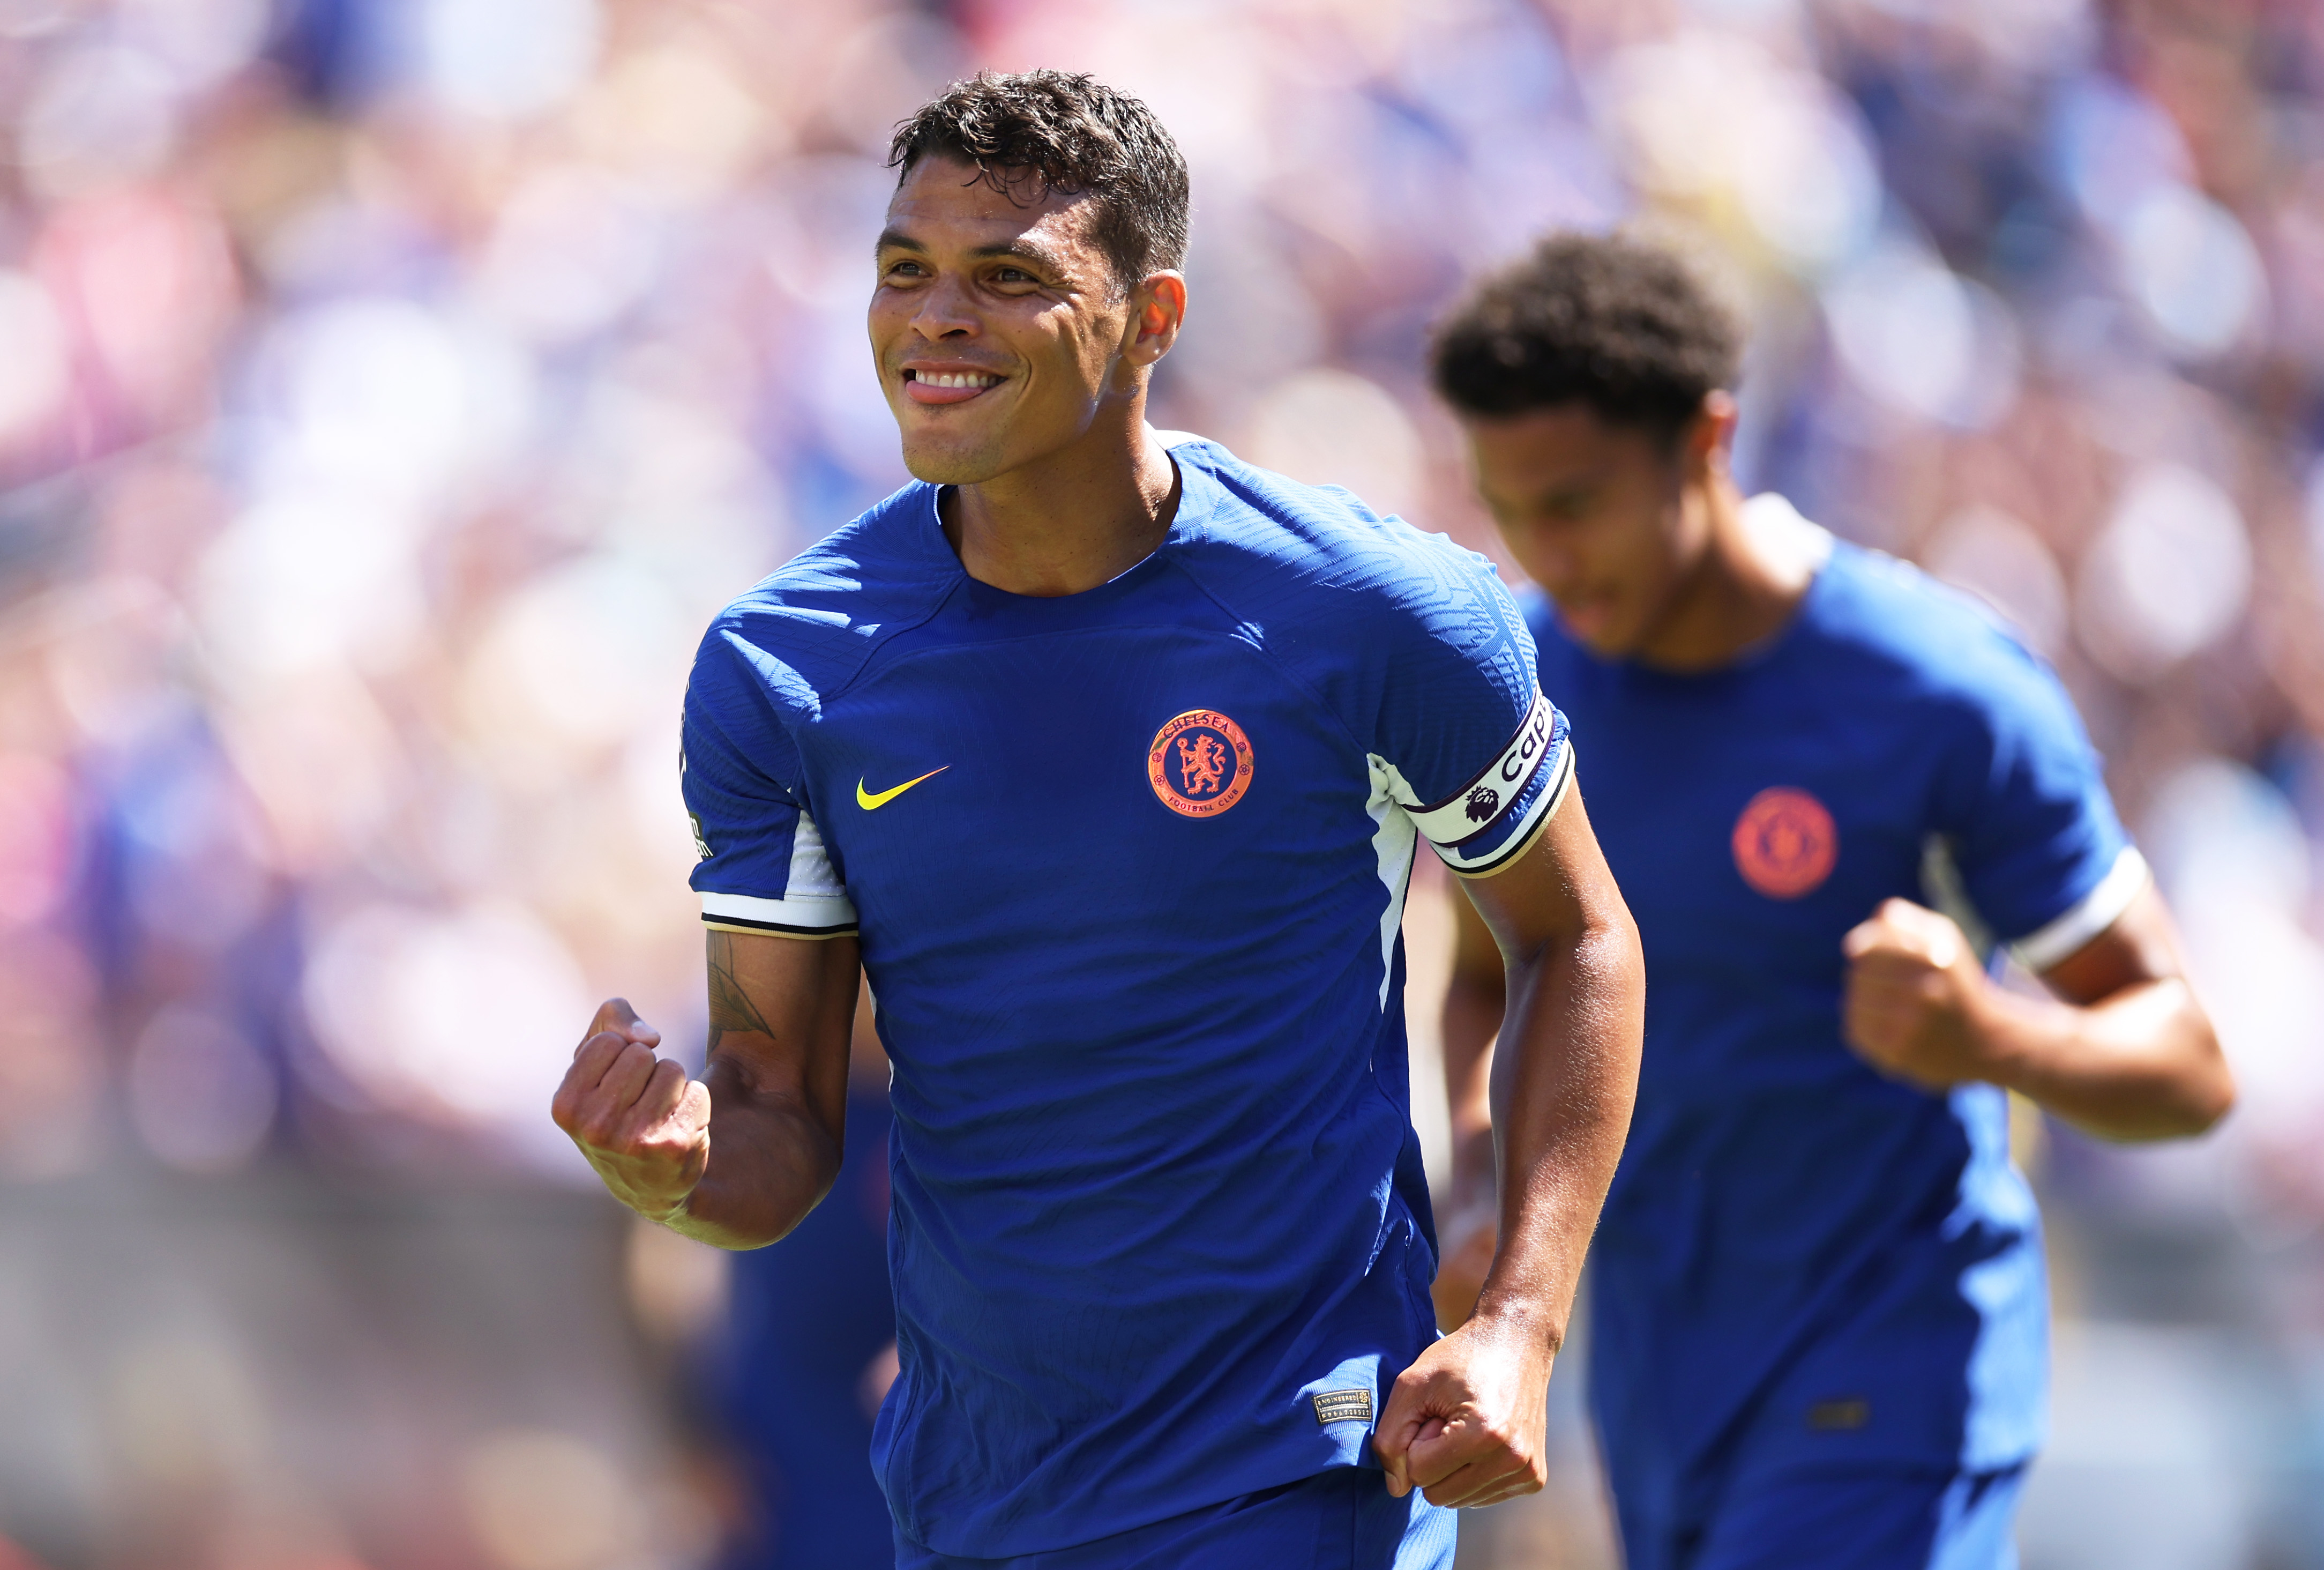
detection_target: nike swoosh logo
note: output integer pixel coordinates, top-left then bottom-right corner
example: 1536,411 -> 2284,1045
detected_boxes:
856,767 -> 948,810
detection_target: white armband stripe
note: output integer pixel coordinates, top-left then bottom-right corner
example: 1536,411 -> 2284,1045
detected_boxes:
1403,688 -> 1557,846
2008,846 -> 2149,972
1439,740 -> 1575,877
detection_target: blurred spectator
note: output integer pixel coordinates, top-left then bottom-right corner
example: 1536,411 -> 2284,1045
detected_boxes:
0,0 -> 2320,1565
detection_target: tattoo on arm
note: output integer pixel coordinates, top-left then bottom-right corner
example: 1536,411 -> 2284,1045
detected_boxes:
706,931 -> 777,1055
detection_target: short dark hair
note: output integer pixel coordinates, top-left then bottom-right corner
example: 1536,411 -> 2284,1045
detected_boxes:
887,70 -> 1190,292
1431,232 -> 1743,442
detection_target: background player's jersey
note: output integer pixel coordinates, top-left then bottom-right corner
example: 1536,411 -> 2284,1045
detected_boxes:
1525,495 -> 2139,1534
682,436 -> 1571,1557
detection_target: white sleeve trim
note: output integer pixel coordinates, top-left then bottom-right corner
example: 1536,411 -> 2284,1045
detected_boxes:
2008,846 -> 2150,972
700,889 -> 858,936
697,812 -> 857,936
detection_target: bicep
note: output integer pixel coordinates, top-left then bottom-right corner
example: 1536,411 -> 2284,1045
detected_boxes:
705,928 -> 862,1135
1449,881 -> 1506,992
2034,882 -> 2185,1007
1456,782 -> 1631,963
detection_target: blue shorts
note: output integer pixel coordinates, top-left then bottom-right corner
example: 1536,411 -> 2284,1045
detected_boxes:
893,1467 -> 1456,1570
1617,1463 -> 2027,1570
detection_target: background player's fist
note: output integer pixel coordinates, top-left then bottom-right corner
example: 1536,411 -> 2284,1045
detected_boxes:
1840,899 -> 1997,1090
1429,1209 -> 1497,1331
550,998 -> 712,1224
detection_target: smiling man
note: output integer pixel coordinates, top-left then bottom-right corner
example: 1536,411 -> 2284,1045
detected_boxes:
1428,232 -> 2233,1570
548,73 -> 1644,1568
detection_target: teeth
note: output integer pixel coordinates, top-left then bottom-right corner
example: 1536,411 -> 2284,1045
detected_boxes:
916,371 -> 999,389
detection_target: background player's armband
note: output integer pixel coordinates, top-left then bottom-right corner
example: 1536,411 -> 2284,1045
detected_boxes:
1394,688 -> 1575,877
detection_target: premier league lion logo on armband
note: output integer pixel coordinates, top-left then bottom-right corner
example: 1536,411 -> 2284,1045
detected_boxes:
1147,709 -> 1255,818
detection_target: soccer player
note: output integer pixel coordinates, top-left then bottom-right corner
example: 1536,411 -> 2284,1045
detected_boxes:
549,73 -> 1646,1568
1428,233 -> 2233,1570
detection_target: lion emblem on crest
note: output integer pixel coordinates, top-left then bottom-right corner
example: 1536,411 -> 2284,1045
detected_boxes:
1176,733 -> 1229,797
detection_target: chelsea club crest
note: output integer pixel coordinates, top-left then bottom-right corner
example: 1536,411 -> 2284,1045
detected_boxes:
1147,710 -> 1254,819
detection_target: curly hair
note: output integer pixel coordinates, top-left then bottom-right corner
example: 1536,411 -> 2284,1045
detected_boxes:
888,71 -> 1190,291
1431,232 -> 1743,442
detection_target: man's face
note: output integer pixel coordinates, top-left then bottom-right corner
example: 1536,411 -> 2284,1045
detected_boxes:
870,156 -> 1142,485
1462,403 -> 1707,659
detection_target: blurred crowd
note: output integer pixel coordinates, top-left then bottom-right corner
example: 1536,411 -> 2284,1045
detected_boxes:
2,0 -> 2322,1566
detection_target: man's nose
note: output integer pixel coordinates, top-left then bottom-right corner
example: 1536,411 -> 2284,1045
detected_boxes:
910,272 -> 978,340
1527,540 -> 1583,591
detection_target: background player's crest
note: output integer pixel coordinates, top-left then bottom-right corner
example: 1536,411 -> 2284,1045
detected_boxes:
1147,710 -> 1254,818
1732,785 -> 1837,898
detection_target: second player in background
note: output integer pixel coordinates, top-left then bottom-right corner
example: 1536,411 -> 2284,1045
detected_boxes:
1429,233 -> 2232,1570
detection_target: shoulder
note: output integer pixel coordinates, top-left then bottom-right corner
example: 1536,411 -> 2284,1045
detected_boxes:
1171,439 -> 1529,664
697,482 -> 958,707
1803,532 -> 2065,724
1514,583 -> 1567,663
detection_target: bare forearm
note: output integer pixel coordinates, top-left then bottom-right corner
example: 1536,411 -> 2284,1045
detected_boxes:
1441,972 -> 1505,1215
1977,977 -> 2230,1142
653,1065 -> 842,1248
637,931 -> 860,1247
666,1119 -> 837,1248
1474,919 -> 1643,1347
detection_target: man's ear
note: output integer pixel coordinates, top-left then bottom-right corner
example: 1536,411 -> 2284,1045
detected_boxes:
1123,272 -> 1187,369
1684,389 -> 1740,477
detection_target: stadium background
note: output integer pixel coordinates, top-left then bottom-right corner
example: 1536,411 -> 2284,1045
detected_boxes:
0,0 -> 2320,1564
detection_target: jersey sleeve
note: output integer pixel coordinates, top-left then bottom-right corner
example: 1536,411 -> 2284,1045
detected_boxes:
682,627 -> 858,939
1373,549 -> 1575,877
1941,642 -> 2141,972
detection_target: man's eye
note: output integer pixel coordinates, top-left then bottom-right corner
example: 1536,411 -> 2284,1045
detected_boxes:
996,267 -> 1037,284
884,259 -> 925,278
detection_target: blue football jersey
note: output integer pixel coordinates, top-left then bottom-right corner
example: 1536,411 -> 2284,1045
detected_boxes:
681,435 -> 1572,1557
1526,496 -> 2141,1534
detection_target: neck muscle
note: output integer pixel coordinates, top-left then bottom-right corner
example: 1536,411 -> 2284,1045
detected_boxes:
943,406 -> 1179,597
1633,478 -> 1819,672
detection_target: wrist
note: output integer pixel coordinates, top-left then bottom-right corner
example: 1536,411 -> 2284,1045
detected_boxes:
639,1177 -> 703,1230
1465,1290 -> 1566,1355
1955,968 -> 2033,1085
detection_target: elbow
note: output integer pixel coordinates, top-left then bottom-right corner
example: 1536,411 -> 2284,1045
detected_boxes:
2078,985 -> 2234,1143
1594,900 -> 1647,1018
2118,1032 -> 2235,1143
690,1132 -> 845,1251
2171,1005 -> 2236,1137
2176,1048 -> 2235,1137
706,1176 -> 836,1252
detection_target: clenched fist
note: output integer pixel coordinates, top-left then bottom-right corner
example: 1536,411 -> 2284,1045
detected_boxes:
551,998 -> 713,1225
1841,899 -> 2000,1090
1375,1311 -> 1554,1508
